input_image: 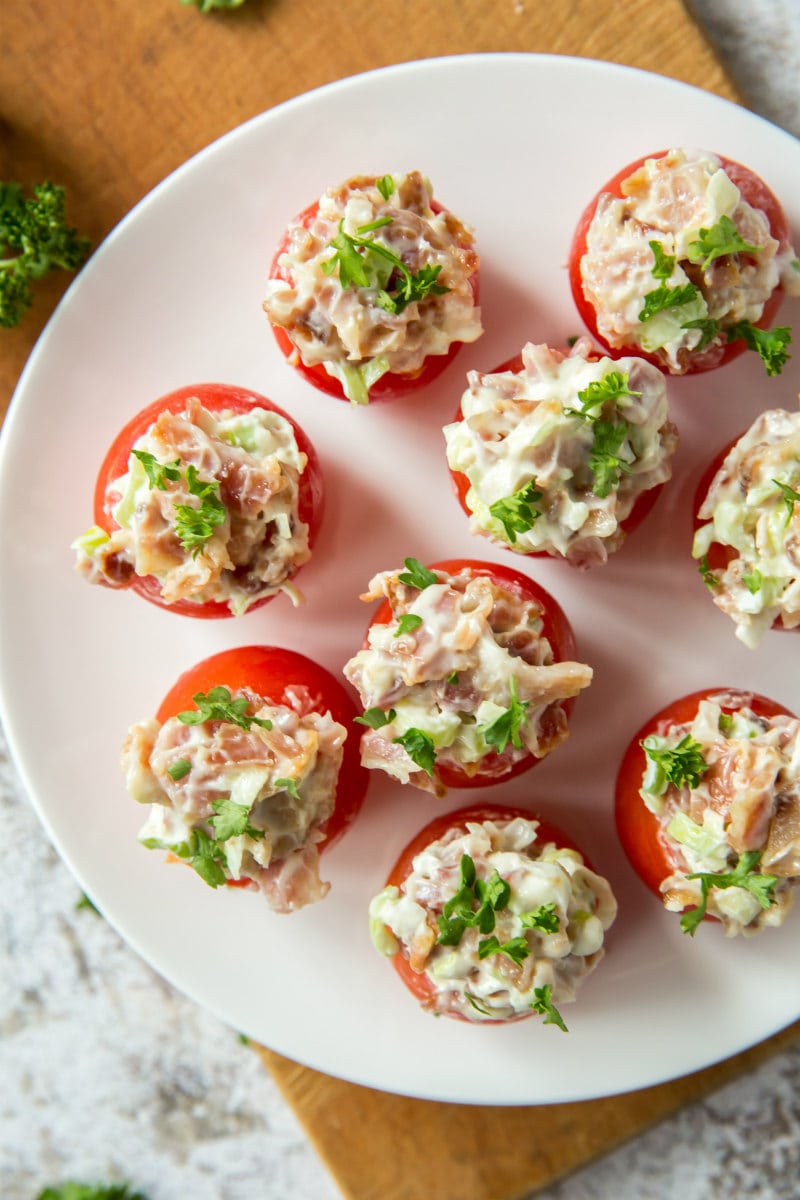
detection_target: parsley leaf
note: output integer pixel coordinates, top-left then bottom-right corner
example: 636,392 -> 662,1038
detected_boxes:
726,320 -> 791,376
355,706 -> 397,729
686,215 -> 761,270
322,219 -> 450,314
130,449 -> 182,488
209,797 -> 264,842
393,727 -> 436,775
398,557 -> 439,589
639,281 -> 699,322
37,1185 -> 149,1200
698,555 -> 719,591
177,686 -> 273,732
478,934 -> 530,964
641,733 -> 708,789
520,902 -> 560,934
681,316 -> 720,351
437,856 -> 511,946
571,370 -> 640,416
772,478 -> 800,523
742,569 -> 763,594
489,480 -> 542,543
530,983 -> 569,1032
680,850 -> 779,936
649,239 -> 676,280
483,677 -> 529,753
173,465 -> 227,556
187,828 -> 227,888
275,776 -> 300,800
589,418 -> 633,498
167,758 -> 191,781
376,175 -> 395,200
395,613 -> 423,637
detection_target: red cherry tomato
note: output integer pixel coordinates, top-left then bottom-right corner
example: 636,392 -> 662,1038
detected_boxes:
383,802 -> 588,1020
568,151 -> 791,374
365,558 -> 581,789
614,687 -> 796,910
267,198 -> 479,403
156,645 -> 369,850
447,351 -> 664,550
94,382 -> 324,618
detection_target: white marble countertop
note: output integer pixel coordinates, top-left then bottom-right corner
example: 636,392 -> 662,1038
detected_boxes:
3,3 -> 800,1198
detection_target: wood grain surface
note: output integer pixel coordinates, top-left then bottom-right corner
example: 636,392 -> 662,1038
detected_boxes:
4,4 -> 795,1200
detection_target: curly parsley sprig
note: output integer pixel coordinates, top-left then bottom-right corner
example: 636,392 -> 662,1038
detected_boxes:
680,850 -> 779,936
322,217 -> 450,314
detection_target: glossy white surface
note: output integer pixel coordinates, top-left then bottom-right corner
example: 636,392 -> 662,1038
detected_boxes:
2,54 -> 799,1112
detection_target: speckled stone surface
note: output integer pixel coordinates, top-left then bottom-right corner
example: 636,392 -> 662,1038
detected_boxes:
3,5 -> 800,1200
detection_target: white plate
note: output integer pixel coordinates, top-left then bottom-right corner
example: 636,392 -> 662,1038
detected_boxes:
1,54 -> 799,1105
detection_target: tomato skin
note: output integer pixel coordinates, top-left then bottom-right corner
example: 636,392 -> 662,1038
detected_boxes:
364,558 -> 580,789
614,687 -> 796,910
447,350 -> 664,552
93,382 -> 324,619
383,802 -> 588,1020
267,197 -> 479,403
156,645 -> 369,850
568,151 -> 790,375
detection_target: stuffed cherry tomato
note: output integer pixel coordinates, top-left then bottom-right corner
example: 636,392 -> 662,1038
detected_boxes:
72,383 -> 324,618
368,802 -> 617,1025
263,171 -> 482,405
569,148 -> 799,376
121,645 -> 369,912
443,339 -> 678,568
692,407 -> 800,648
615,687 -> 800,937
342,558 -> 592,795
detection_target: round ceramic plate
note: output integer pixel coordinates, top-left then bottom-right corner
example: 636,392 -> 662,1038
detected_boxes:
1,54 -> 799,1105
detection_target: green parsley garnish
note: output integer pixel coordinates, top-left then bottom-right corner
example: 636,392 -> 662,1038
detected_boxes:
641,733 -> 708,790
530,983 -> 568,1032
686,215 -> 761,270
177,686 -> 273,732
489,480 -> 542,543
375,175 -> 395,200
589,418 -> 633,498
355,706 -> 397,729
395,613 -> 423,637
726,320 -> 791,376
398,557 -> 439,589
130,449 -> 182,489
36,1185 -> 150,1200
697,555 -> 719,591
75,892 -> 100,915
436,854 -> 511,945
649,240 -> 676,280
209,797 -> 264,842
681,316 -> 720,351
520,901 -> 560,934
483,677 -> 529,754
167,758 -> 191,781
173,465 -> 227,556
742,569 -> 763,594
185,828 -> 228,888
322,218 -> 449,315
680,850 -> 779,936
393,727 -> 436,775
639,281 -> 699,323
571,370 -> 640,416
275,776 -> 300,800
463,990 -> 493,1016
772,478 -> 800,523
477,934 -> 530,964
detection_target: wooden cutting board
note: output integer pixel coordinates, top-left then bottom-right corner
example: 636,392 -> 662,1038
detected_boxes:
3,3 -> 797,1199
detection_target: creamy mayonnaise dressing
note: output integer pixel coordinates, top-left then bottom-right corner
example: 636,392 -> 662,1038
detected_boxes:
580,148 -> 799,372
73,397 -> 311,615
369,816 -> 617,1022
123,686 -> 346,913
443,339 -> 678,567
343,563 -> 592,794
263,172 -> 482,403
639,692 -> 800,935
693,407 -> 800,648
